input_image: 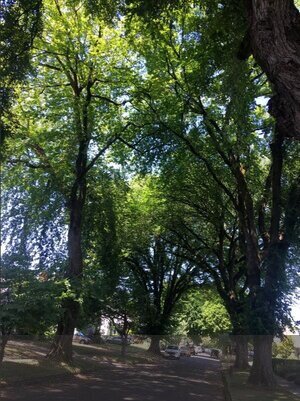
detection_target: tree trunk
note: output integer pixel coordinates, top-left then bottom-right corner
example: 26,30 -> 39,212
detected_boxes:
148,336 -> 161,355
234,335 -> 249,369
121,334 -> 128,358
121,315 -> 129,358
47,187 -> 85,362
0,334 -> 9,364
242,0 -> 300,140
47,298 -> 80,362
248,335 -> 276,387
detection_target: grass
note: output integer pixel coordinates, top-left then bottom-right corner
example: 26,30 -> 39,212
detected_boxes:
0,339 -> 163,385
273,359 -> 300,385
73,340 -> 163,363
0,341 -> 82,385
225,370 -> 300,401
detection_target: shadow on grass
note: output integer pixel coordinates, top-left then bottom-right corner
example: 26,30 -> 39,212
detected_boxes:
73,342 -> 164,365
0,359 -> 75,384
1,341 -> 162,386
1,357 -> 225,401
227,370 -> 299,401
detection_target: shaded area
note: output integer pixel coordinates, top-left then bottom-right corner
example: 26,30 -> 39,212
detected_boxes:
225,370 -> 299,401
1,355 -> 224,401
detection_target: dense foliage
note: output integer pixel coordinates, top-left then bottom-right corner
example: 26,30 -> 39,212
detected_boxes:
0,0 -> 299,387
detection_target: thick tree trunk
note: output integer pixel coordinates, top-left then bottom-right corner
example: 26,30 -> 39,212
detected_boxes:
242,0 -> 300,139
46,68 -> 93,363
234,335 -> 249,369
248,335 -> 276,387
148,336 -> 161,355
121,335 -> 128,358
0,334 -> 9,364
47,298 -> 80,362
47,188 -> 85,362
120,315 -> 129,358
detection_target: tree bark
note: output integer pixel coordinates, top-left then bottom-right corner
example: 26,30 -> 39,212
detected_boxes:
242,0 -> 300,140
148,336 -> 161,355
121,334 -> 128,358
0,334 -> 9,364
234,335 -> 249,369
47,298 -> 80,362
47,178 -> 86,362
248,335 -> 276,387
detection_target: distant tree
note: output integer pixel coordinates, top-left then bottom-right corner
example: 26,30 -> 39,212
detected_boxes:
116,178 -> 204,354
273,337 -> 295,359
172,288 -> 231,340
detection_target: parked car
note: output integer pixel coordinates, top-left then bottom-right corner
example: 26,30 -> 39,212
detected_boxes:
106,336 -> 123,344
165,345 -> 181,359
194,346 -> 203,355
189,345 -> 196,355
180,346 -> 191,357
73,332 -> 92,345
106,336 -> 132,345
210,348 -> 221,359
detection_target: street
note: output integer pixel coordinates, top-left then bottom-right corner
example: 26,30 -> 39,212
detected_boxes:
1,355 -> 225,401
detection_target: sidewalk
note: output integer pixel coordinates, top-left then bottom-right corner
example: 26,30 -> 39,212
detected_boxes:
276,375 -> 300,397
228,358 -> 300,398
220,359 -> 300,401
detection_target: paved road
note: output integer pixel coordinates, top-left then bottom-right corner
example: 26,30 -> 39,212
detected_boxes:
1,355 -> 225,401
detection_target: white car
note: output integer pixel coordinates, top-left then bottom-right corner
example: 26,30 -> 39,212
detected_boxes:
180,346 -> 191,357
194,346 -> 203,355
165,345 -> 181,359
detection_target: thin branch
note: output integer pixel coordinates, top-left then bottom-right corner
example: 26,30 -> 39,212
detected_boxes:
85,136 -> 119,174
91,94 -> 123,107
39,63 -> 63,72
8,158 -> 49,169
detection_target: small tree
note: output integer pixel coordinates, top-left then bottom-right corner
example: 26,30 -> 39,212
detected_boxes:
0,265 -> 62,363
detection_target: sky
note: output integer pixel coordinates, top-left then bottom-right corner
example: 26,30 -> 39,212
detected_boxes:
291,296 -> 300,325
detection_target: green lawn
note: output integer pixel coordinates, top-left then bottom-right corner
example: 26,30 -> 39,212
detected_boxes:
0,339 -> 162,385
226,370 -> 299,401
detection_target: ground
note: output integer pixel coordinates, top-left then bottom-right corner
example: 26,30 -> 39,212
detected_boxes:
0,341 -> 224,401
225,370 -> 300,401
1,341 -> 298,401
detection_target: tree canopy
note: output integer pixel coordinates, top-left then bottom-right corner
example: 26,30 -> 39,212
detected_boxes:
0,0 -> 299,387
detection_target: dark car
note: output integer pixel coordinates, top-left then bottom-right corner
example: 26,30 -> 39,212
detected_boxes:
189,345 -> 196,355
106,336 -> 132,345
73,332 -> 92,345
210,348 -> 221,359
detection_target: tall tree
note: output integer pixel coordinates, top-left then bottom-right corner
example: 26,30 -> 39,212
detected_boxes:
124,5 -> 300,385
164,170 -> 251,369
1,0 -> 135,361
